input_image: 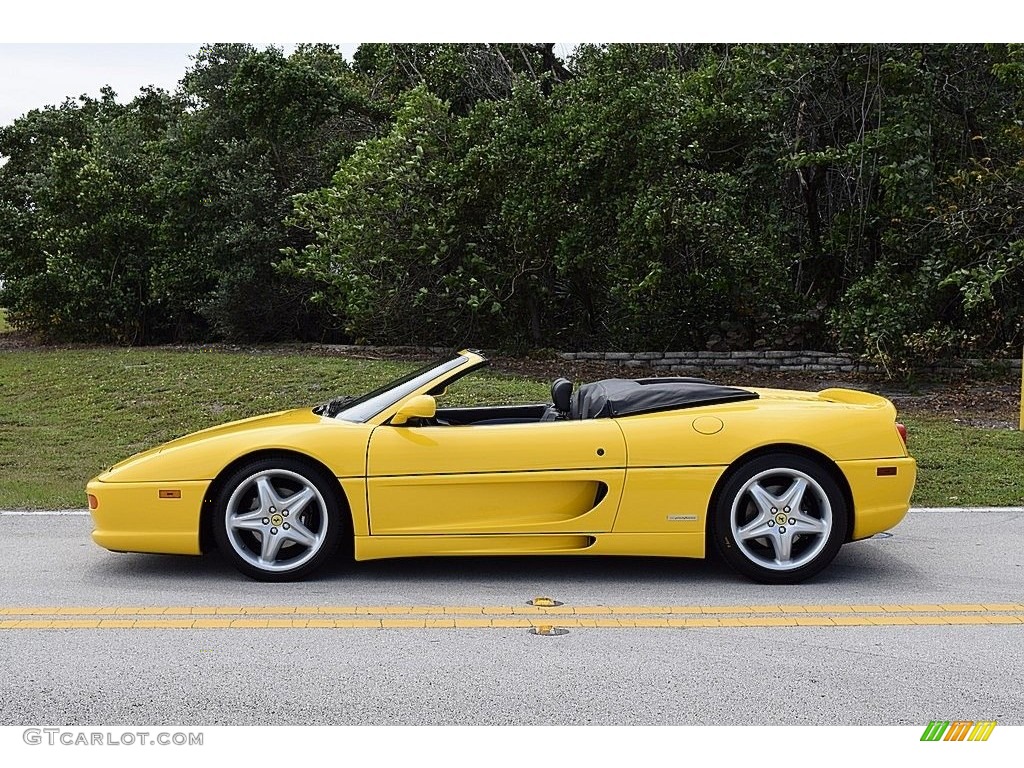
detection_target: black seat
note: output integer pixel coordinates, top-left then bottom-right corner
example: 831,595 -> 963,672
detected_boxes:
552,378 -> 572,413
541,378 -> 573,421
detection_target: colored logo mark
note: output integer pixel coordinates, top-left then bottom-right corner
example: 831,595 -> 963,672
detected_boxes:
920,720 -> 996,741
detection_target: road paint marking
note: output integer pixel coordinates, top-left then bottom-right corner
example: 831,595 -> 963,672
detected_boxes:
865,616 -> 917,626
1,603 -> 1023,617
0,614 -> 1021,630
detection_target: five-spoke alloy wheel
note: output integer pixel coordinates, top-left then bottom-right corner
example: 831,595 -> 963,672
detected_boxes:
713,453 -> 848,584
213,458 -> 343,581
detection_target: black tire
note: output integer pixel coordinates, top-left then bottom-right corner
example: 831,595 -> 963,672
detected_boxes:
212,457 -> 343,582
712,453 -> 848,584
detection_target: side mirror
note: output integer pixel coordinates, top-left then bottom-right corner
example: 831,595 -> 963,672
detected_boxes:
391,394 -> 437,426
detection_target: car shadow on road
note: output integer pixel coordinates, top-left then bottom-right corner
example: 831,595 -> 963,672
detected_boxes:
85,537 -> 922,592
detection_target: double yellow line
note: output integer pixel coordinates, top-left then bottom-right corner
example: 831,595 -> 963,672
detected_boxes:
1,603 -> 1022,630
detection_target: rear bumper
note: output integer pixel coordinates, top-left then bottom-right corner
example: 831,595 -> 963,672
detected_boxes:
838,457 -> 917,540
86,478 -> 208,555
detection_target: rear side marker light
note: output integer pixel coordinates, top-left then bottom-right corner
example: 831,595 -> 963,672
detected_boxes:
87,494 -> 98,510
877,467 -> 898,477
159,489 -> 182,499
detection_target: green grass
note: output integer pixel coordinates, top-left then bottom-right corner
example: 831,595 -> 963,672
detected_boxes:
0,348 -> 546,508
0,348 -> 1020,509
902,415 -> 1024,507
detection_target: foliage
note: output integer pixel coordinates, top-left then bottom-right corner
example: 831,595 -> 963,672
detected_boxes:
812,45 -> 1024,366
1,44 -> 1022,359
285,87 -> 469,344
165,44 -> 383,341
0,44 -> 382,343
289,48 -> 793,348
0,88 -> 180,342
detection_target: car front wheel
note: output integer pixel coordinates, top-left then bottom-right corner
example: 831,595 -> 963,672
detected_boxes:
212,458 -> 342,581
713,454 -> 848,584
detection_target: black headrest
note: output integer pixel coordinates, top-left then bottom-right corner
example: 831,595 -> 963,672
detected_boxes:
551,378 -> 573,413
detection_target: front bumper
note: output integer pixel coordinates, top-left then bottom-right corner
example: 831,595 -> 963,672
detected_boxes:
86,478 -> 209,555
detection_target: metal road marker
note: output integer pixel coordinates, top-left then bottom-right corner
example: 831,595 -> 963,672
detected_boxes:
530,625 -> 569,637
527,597 -> 563,607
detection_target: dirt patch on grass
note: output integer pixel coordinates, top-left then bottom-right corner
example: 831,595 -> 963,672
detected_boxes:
485,354 -> 1021,428
0,330 -> 35,349
6,338 -> 1021,427
884,385 -> 1020,429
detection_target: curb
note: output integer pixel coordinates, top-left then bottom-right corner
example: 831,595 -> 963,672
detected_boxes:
909,507 -> 1024,513
0,509 -> 90,515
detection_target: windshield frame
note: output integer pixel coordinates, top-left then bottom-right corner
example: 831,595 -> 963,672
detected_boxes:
329,351 -> 483,424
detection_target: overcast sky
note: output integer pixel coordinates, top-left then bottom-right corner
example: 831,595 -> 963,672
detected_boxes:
0,0 -> 1011,130
0,43 -> 590,129
1,44 -> 192,126
0,43 -> 363,127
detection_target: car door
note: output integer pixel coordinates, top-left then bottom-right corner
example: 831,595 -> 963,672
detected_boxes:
366,420 -> 626,535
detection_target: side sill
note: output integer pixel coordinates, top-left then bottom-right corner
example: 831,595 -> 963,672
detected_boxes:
354,532 -> 704,561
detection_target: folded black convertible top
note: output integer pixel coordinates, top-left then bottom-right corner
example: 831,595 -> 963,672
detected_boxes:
572,378 -> 758,419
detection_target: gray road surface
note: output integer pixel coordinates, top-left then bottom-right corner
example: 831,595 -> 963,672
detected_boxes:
0,508 -> 1021,725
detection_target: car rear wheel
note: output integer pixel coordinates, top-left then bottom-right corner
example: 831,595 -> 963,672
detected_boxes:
713,454 -> 848,584
212,458 -> 342,582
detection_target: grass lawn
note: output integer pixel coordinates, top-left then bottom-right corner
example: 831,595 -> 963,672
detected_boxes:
0,347 -> 1020,508
0,348 -> 544,508
901,415 -> 1024,507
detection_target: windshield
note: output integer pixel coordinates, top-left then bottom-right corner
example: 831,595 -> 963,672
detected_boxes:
328,355 -> 469,423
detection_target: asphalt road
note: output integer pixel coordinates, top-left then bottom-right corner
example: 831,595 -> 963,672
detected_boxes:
0,508 -> 1022,726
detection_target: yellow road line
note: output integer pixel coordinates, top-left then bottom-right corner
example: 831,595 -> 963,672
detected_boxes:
0,615 -> 1021,630
2,603 -> 1022,617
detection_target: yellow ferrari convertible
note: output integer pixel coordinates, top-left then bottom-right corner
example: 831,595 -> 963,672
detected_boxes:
86,349 -> 915,584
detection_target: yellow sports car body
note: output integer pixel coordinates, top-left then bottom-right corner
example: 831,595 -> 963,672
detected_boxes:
86,350 -> 915,583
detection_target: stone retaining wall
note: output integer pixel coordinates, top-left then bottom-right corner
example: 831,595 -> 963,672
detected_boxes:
557,349 -> 1023,376
317,344 -> 1022,376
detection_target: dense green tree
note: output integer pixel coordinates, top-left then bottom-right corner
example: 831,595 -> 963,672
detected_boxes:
352,43 -> 572,114
285,87 -> 467,343
0,88 -> 184,342
1,43 -> 1021,363
785,44 -> 1024,362
159,43 -> 383,340
0,44 -> 384,342
288,45 -> 805,350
